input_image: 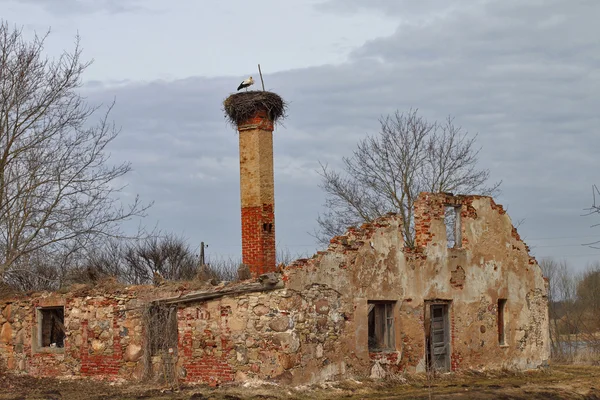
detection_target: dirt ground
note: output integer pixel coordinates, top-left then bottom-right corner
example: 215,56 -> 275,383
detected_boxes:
1,364 -> 599,400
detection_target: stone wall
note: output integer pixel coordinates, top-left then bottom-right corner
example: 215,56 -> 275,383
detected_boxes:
174,284 -> 344,386
0,286 -> 150,380
0,193 -> 549,385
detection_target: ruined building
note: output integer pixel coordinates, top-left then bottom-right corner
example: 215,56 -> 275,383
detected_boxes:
0,92 -> 549,384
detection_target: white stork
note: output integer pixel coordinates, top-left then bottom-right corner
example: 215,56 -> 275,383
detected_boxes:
237,76 -> 254,91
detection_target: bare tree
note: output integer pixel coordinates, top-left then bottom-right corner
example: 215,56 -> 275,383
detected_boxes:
317,109 -> 500,246
540,258 -> 576,360
583,185 -> 600,248
587,185 -> 600,215
121,234 -> 198,284
576,263 -> 600,332
0,21 -> 150,281
541,258 -> 600,363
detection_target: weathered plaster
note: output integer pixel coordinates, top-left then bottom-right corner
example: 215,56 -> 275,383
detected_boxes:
0,193 -> 549,385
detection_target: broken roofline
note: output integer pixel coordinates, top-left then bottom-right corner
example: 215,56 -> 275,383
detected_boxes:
286,192 -> 537,270
0,193 -> 531,301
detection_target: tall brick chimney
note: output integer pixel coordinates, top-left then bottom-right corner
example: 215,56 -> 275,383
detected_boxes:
237,110 -> 276,277
223,91 -> 285,278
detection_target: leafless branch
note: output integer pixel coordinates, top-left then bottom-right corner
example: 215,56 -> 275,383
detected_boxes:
316,109 -> 501,246
0,21 -> 151,282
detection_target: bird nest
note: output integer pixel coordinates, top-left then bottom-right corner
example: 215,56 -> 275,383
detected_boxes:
223,91 -> 287,127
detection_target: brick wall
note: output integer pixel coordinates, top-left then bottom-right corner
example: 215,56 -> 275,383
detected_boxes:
241,204 -> 275,277
237,109 -> 277,277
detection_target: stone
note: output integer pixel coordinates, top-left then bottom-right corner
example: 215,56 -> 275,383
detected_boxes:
227,316 -> 247,331
316,343 -> 324,358
69,308 -> 82,318
279,353 -> 297,370
245,337 -> 257,348
91,339 -> 106,353
314,299 -> 330,315
124,343 -> 143,362
268,316 -> 290,332
0,322 -> 12,344
273,370 -> 294,384
370,362 -> 386,379
1,304 -> 11,322
235,370 -> 249,382
253,320 -> 264,330
279,294 -> 302,311
316,317 -> 328,329
14,329 -> 24,344
273,332 -> 300,354
69,320 -> 81,330
253,304 -> 270,316
236,346 -> 248,364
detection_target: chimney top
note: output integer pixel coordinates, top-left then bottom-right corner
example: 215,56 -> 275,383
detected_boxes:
223,91 -> 287,127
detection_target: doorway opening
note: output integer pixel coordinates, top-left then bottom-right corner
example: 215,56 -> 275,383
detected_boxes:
425,301 -> 451,372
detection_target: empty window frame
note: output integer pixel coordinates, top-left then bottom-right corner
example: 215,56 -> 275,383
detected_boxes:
38,307 -> 66,349
368,301 -> 395,352
498,299 -> 507,345
444,205 -> 462,248
262,223 -> 273,233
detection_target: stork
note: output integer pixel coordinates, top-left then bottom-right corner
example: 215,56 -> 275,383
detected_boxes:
237,76 -> 254,91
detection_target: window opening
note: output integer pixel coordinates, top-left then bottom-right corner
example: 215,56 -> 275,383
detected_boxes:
368,301 -> 395,351
444,205 -> 462,248
498,299 -> 507,345
262,223 -> 273,233
38,307 -> 66,348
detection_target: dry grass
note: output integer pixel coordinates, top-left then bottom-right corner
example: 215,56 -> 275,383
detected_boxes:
1,365 -> 599,400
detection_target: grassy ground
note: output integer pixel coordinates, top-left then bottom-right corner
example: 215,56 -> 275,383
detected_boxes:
1,364 -> 599,400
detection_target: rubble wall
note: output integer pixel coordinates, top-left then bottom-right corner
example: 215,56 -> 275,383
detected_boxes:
0,287 -> 148,380
0,193 -> 549,384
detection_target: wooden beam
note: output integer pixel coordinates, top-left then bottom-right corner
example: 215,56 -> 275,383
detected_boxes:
153,275 -> 283,305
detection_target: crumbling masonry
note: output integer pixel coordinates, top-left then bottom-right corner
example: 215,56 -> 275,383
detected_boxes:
0,193 -> 549,385
0,93 -> 549,384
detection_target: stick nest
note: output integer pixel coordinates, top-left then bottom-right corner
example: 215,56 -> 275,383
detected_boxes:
223,91 -> 287,126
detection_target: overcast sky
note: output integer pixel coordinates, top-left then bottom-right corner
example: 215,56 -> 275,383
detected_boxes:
3,0 -> 600,271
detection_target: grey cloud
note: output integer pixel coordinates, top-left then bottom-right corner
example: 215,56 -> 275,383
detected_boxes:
83,0 -> 600,267
316,0 -> 468,18
2,0 -> 143,14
